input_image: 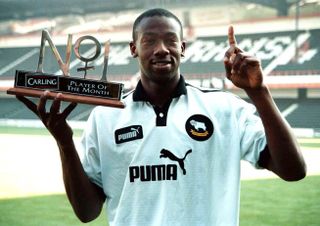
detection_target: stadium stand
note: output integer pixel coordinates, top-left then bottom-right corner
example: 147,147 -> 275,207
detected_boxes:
0,29 -> 319,82
285,98 -> 320,129
0,1 -> 319,134
1,92 -> 319,130
0,97 -> 94,121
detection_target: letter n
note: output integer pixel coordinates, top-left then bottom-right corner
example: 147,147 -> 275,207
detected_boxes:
36,29 -> 72,76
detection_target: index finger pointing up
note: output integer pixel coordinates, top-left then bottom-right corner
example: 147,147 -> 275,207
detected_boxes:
228,25 -> 237,47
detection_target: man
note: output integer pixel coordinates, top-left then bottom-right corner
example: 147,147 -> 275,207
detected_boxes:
17,8 -> 306,226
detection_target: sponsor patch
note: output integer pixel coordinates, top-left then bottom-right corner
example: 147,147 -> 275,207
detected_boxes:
185,114 -> 214,141
115,125 -> 143,144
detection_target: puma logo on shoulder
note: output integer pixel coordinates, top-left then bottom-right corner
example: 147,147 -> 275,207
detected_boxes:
160,149 -> 192,175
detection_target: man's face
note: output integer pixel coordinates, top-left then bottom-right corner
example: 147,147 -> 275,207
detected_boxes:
130,16 -> 185,85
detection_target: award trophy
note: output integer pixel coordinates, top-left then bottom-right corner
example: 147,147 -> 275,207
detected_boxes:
7,30 -> 125,108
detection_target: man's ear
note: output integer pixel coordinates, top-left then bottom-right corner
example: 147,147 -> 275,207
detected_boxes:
129,41 -> 138,58
181,41 -> 186,57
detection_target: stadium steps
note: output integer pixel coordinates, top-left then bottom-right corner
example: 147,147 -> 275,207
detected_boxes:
286,99 -> 320,129
0,97 -> 94,121
1,97 -> 319,129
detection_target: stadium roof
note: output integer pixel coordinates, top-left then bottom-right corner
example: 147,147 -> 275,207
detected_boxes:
2,0 -> 314,21
0,0 -> 143,21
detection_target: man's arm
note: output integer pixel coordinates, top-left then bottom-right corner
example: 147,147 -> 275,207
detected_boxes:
17,92 -> 105,222
245,86 -> 306,181
57,140 -> 106,222
224,26 -> 306,181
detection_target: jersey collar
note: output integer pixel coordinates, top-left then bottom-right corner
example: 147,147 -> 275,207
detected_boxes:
133,75 -> 187,102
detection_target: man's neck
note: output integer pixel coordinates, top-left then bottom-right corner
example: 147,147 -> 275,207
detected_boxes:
141,75 -> 180,107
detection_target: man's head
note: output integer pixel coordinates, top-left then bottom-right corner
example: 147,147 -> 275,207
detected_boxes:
132,8 -> 183,42
130,8 -> 185,86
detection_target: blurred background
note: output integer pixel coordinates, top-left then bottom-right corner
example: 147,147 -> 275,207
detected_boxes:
0,1 -> 319,225
0,0 -> 319,134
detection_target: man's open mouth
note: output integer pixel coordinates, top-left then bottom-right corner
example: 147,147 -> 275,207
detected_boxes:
152,60 -> 172,67
153,60 -> 171,64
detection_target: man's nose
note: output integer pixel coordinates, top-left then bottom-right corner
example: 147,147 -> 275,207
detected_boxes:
154,41 -> 169,56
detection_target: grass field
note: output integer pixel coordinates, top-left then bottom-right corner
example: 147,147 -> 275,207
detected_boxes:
240,176 -> 320,226
0,176 -> 319,226
0,127 -> 319,225
0,194 -> 107,226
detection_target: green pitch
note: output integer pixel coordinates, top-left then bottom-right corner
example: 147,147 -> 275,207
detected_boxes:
240,175 -> 320,226
0,176 -> 319,226
0,127 -> 319,225
0,194 -> 107,226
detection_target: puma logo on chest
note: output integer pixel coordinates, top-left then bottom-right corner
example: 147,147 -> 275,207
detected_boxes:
160,149 -> 192,175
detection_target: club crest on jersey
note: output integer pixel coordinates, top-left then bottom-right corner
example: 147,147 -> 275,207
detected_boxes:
185,114 -> 214,141
115,125 -> 143,144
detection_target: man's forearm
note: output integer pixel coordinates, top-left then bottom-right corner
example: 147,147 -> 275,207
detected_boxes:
245,85 -> 306,181
58,141 -> 106,222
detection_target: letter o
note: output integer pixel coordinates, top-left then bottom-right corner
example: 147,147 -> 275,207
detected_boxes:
97,84 -> 106,89
73,35 -> 101,62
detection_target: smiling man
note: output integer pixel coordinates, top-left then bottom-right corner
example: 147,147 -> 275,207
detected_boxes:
17,8 -> 306,226
129,9 -> 186,106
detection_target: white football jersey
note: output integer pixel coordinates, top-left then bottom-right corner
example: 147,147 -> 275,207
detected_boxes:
80,76 -> 267,226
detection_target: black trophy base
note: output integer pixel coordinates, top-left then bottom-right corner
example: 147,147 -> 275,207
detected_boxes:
7,70 -> 125,108
7,87 -> 125,108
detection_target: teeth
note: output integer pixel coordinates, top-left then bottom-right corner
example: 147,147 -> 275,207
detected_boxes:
154,62 -> 170,64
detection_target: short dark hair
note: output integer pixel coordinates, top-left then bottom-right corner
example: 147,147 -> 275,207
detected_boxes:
132,8 -> 183,41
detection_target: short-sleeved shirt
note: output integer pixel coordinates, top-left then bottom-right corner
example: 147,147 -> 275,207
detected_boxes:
80,76 -> 267,226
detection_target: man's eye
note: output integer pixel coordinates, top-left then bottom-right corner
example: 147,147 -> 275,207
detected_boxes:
143,39 -> 155,45
166,39 -> 178,46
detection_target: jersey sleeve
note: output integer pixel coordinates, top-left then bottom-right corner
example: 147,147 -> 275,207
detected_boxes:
79,108 -> 103,188
236,98 -> 267,168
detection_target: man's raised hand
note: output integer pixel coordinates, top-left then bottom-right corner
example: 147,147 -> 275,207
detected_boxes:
223,25 -> 264,90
